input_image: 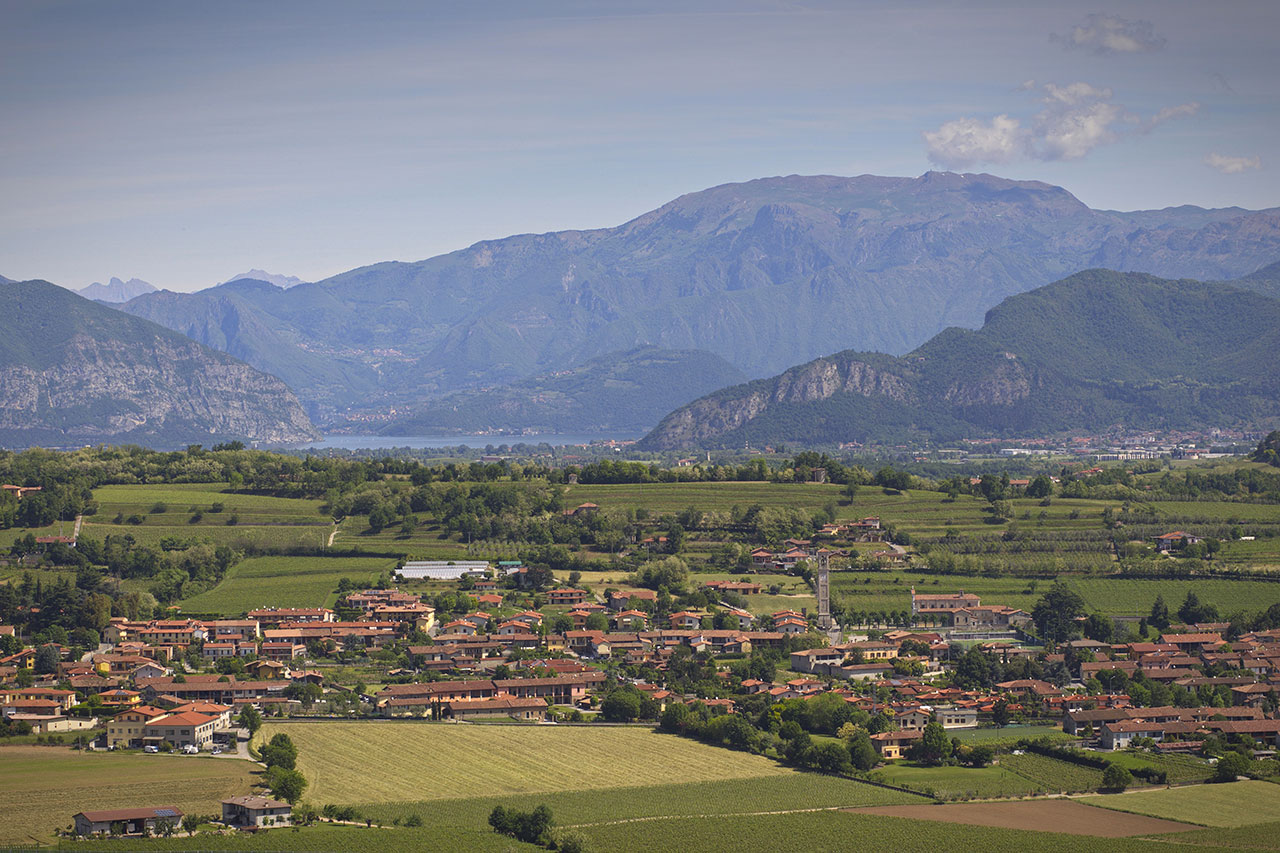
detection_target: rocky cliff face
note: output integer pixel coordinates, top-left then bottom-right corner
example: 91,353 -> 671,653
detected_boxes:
639,270 -> 1280,449
0,280 -> 319,446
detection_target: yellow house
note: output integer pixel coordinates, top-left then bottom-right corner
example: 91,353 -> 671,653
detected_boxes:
107,706 -> 171,748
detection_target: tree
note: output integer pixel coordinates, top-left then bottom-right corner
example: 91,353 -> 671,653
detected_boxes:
1213,751 -> 1251,783
1031,583 -> 1086,642
260,733 -> 297,770
34,644 -> 59,675
237,705 -> 262,736
1178,591 -> 1219,625
909,722 -> 952,766
1150,593 -> 1171,630
600,689 -> 641,723
848,728 -> 878,772
1101,763 -> 1132,792
266,767 -> 308,803
1026,475 -> 1052,499
992,699 -> 1011,728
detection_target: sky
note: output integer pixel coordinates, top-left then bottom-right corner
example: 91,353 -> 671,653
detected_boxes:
1,0 -> 1277,291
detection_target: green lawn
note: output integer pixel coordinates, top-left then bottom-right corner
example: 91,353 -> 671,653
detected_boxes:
179,556 -> 394,614
1081,779 -> 1280,827
951,726 -> 1078,747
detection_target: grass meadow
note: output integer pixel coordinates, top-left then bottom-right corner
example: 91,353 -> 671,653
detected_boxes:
179,556 -> 395,614
0,746 -> 254,844
1080,779 -> 1280,827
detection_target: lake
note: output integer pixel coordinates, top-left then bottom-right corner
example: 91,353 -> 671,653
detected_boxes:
294,433 -> 641,451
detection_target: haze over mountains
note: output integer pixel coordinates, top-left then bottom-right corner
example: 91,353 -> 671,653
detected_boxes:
77,277 -> 157,303
639,267 -> 1280,450
7,171 -> 1280,446
0,280 -> 318,447
112,172 -> 1280,428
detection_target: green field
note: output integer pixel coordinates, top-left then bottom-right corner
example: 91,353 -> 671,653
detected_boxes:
951,726 -> 1079,747
570,809 -> 1213,853
0,746 -> 254,844
834,572 -> 1280,619
1081,779 -> 1280,827
180,556 -> 394,614
261,722 -> 805,804
1099,751 -> 1214,785
869,763 -> 1039,799
999,753 -> 1105,793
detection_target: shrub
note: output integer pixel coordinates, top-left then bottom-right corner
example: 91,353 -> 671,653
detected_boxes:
1101,763 -> 1132,792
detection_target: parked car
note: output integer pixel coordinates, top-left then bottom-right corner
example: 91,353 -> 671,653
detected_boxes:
144,745 -> 159,753
182,744 -> 199,754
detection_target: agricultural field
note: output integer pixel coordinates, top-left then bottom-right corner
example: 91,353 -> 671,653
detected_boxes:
1099,751 -> 1215,785
848,800 -> 1198,838
261,722 -> 801,804
569,809 -> 1214,853
951,726 -> 1079,747
832,571 -> 1280,620
357,773 -> 922,836
179,556 -> 395,614
0,746 -> 254,844
75,483 -> 336,551
998,752 -> 1105,793
869,762 -> 1040,799
1081,779 -> 1280,827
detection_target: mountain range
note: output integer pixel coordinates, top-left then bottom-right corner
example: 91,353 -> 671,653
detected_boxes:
0,280 -> 318,447
77,277 -> 157,303
112,172 -> 1280,426
639,266 -> 1280,449
376,346 -> 745,436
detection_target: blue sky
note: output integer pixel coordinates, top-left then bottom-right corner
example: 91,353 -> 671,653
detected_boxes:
1,0 -> 1276,291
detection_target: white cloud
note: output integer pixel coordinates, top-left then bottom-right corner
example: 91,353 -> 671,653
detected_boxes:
925,82 -> 1199,167
923,115 -> 1025,169
1140,102 -> 1200,133
1055,13 -> 1166,55
1205,153 -> 1262,174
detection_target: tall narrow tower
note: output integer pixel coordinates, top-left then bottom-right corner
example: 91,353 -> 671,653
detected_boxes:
816,549 -> 832,629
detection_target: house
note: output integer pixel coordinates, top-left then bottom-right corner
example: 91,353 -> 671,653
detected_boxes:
563,502 -> 600,518
1100,719 -> 1173,750
934,705 -> 979,729
106,705 -> 172,748
871,730 -> 922,760
74,807 -> 183,837
608,589 -> 657,610
774,616 -> 810,636
244,659 -> 288,680
910,590 -> 981,616
547,588 -> 589,606
1153,531 -> 1202,553
442,697 -> 549,721
894,707 -> 931,731
141,711 -> 218,750
669,611 -> 704,630
703,581 -> 763,596
222,796 -> 292,828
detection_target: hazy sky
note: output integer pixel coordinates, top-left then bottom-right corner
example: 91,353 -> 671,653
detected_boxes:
2,0 -> 1276,291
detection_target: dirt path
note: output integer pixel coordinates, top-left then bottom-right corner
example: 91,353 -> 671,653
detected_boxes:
845,799 -> 1200,837
327,524 -> 338,548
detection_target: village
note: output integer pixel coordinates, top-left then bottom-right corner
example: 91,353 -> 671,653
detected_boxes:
4,523 -> 1280,840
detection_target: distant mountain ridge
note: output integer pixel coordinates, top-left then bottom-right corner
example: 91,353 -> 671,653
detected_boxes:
112,172 -> 1280,425
0,280 -> 318,447
639,267 -> 1280,449
377,347 -> 746,435
222,269 -> 307,289
78,276 -> 156,303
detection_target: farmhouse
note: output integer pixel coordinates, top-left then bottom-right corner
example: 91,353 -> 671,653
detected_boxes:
1153,531 -> 1202,552
74,807 -> 183,837
870,729 -> 922,760
547,588 -> 589,606
221,796 -> 292,828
